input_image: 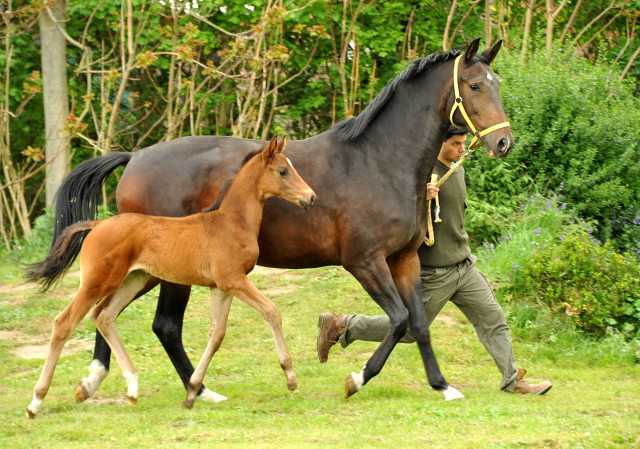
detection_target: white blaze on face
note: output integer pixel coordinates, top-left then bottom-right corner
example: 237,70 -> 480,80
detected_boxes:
487,73 -> 493,82
286,156 -> 293,168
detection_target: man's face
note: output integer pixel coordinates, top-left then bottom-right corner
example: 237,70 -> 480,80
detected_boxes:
439,134 -> 467,165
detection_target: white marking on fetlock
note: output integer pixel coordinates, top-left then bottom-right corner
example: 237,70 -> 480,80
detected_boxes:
198,388 -> 228,403
80,360 -> 108,397
27,392 -> 42,417
350,370 -> 365,391
441,385 -> 464,401
123,371 -> 138,401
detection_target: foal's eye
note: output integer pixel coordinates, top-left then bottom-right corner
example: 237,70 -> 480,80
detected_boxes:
279,168 -> 289,177
470,83 -> 481,92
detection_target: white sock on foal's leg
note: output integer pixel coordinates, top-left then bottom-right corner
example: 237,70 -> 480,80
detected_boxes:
123,370 -> 139,405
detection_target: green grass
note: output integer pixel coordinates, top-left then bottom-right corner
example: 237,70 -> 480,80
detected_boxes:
1,262 -> 639,448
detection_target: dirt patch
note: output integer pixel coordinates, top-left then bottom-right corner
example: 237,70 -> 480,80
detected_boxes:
0,329 -> 93,360
0,282 -> 39,294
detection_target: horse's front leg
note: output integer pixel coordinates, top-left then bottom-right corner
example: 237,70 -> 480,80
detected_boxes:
388,253 -> 463,400
183,288 -> 232,408
343,255 -> 410,398
223,276 -> 298,393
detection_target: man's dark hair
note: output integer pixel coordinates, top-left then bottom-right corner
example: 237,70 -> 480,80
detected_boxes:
445,125 -> 468,141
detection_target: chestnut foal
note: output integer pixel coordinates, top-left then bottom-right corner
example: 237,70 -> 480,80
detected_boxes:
26,137 -> 316,418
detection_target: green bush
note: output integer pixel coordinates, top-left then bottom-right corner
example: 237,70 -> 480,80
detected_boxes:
477,47 -> 640,255
517,231 -> 640,337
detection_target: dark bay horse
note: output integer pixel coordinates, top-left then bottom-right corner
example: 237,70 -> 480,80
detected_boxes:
26,137 -> 316,418
42,39 -> 514,403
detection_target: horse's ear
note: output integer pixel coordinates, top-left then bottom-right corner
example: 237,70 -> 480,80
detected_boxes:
464,38 -> 481,63
481,40 -> 502,65
263,136 -> 278,163
276,136 -> 286,154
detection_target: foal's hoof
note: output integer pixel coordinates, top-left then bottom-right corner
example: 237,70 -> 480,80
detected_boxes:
75,383 -> 90,403
25,408 -> 36,419
344,372 -> 363,398
183,397 -> 195,409
126,395 -> 138,407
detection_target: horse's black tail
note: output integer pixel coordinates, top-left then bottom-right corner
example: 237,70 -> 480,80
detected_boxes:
51,151 -> 133,242
31,151 -> 132,291
26,221 -> 95,291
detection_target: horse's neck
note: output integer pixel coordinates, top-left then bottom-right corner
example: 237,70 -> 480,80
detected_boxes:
345,63 -> 453,188
214,163 -> 265,233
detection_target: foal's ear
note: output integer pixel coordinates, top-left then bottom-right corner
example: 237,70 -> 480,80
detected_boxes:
276,136 -> 286,154
263,136 -> 279,163
464,38 -> 481,63
481,40 -> 502,65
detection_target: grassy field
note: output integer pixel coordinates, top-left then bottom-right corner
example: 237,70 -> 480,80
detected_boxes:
1,263 -> 638,448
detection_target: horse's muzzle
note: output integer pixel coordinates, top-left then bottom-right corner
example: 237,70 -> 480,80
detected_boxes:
299,193 -> 317,210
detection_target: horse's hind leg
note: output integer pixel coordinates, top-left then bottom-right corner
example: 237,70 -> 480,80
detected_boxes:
27,287 -> 98,418
224,277 -> 297,393
183,288 -> 232,408
342,255 -> 411,398
90,271 -> 151,406
388,254 -> 461,400
78,277 -> 159,403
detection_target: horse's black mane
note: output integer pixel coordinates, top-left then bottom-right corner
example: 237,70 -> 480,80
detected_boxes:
333,48 -> 462,141
202,149 -> 262,212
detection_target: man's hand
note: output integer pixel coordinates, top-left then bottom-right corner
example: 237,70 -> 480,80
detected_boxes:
427,183 -> 440,201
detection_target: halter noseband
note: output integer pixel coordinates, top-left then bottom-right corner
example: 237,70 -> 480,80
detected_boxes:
449,54 -> 510,149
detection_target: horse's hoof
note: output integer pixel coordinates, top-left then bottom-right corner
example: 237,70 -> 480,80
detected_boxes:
75,383 -> 89,403
197,388 -> 228,403
126,395 -> 138,407
344,372 -> 363,398
25,408 -> 36,419
287,382 -> 298,392
441,385 -> 464,401
183,398 -> 195,409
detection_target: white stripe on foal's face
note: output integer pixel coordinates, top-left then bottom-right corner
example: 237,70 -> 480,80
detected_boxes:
286,157 -> 293,168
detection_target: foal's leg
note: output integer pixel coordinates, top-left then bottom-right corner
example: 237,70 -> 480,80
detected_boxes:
78,278 -> 159,403
388,254 -> 461,400
89,271 -> 151,406
223,276 -> 297,392
183,288 -> 232,408
27,287 -> 98,418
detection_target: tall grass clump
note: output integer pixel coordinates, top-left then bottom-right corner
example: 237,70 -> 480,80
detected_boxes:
476,193 -> 640,365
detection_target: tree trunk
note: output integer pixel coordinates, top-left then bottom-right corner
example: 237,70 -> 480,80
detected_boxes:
39,0 -> 70,206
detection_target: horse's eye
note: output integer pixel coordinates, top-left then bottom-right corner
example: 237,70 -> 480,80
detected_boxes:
470,83 -> 481,92
279,168 -> 289,177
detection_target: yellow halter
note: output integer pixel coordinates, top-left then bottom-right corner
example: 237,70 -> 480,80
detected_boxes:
449,54 -> 510,149
424,54 -> 511,246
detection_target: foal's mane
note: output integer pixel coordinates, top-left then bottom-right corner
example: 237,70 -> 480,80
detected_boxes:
202,149 -> 262,212
333,48 -> 462,142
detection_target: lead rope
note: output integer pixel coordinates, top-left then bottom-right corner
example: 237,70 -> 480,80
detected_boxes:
425,53 -> 511,246
424,146 -> 476,246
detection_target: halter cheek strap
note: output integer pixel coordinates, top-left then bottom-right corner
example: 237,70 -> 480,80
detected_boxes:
449,55 -> 510,149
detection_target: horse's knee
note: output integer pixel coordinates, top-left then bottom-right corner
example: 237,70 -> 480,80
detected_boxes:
262,304 -> 282,327
389,313 -> 408,340
152,314 -> 182,342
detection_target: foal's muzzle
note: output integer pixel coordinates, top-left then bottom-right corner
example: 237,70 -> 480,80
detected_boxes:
299,192 -> 317,210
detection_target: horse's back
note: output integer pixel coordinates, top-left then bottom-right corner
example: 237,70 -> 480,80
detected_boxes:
117,136 -> 264,217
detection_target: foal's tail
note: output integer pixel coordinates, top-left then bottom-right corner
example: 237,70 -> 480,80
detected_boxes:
32,152 -> 133,290
30,151 -> 132,291
26,221 -> 95,291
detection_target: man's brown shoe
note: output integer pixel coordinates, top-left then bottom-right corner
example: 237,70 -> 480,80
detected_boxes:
513,368 -> 552,395
317,312 -> 347,363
